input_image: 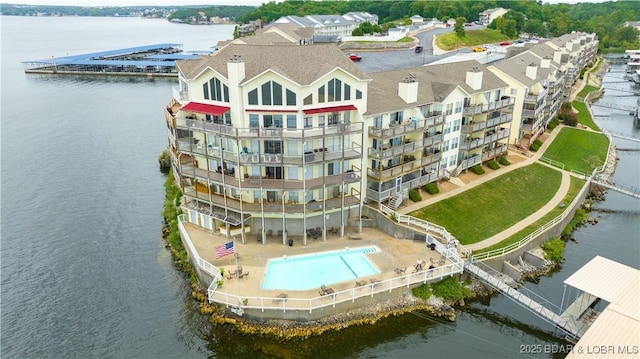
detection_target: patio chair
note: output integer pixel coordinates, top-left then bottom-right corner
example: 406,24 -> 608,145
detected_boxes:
239,271 -> 249,279
394,267 -> 407,275
225,270 -> 236,280
355,280 -> 368,287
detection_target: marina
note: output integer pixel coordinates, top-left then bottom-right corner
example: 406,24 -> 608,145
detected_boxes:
22,43 -> 209,77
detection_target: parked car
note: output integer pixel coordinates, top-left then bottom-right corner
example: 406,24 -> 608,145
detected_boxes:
415,46 -> 423,53
348,53 -> 362,62
472,47 -> 486,52
499,41 -> 512,46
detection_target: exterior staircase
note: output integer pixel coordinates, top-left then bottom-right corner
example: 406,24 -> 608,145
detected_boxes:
388,192 -> 403,210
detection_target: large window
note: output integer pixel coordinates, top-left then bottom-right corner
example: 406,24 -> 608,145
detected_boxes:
443,121 -> 452,134
249,114 -> 259,128
286,89 -> 296,106
248,89 -> 258,105
264,140 -> 283,154
453,119 -> 461,132
318,85 -> 325,103
203,77 -> 228,102
455,101 -> 462,114
327,78 -> 342,101
286,115 -> 296,129
445,103 -> 453,116
303,94 -> 312,105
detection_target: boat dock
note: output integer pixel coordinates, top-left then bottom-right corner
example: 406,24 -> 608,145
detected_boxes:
22,44 -> 209,77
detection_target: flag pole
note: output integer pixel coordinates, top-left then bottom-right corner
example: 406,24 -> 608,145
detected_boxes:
234,237 -> 240,299
234,237 -> 239,279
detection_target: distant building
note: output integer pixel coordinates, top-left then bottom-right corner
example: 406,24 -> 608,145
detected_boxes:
273,12 -> 378,42
410,15 -> 424,25
623,21 -> 640,39
479,7 -> 508,26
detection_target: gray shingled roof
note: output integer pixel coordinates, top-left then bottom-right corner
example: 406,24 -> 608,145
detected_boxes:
176,43 -> 369,86
492,51 -> 553,86
365,60 -> 508,115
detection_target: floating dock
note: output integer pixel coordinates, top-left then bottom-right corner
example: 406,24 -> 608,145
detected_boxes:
22,44 -> 209,77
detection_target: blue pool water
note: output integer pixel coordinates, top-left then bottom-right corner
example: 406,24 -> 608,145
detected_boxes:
261,247 -> 380,290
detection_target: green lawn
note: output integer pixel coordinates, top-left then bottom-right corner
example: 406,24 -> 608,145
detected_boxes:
541,127 -> 609,174
409,163 -> 562,245
474,176 -> 585,254
572,101 -> 600,131
577,85 -> 599,99
436,29 -> 510,50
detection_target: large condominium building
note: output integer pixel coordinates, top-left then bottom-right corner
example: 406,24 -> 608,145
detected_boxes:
364,61 -> 514,206
165,44 -> 369,245
489,31 -> 598,148
165,29 -> 596,244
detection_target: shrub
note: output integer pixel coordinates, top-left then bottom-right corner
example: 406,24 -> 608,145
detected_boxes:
541,237 -> 566,263
498,156 -> 510,166
548,118 -> 560,130
390,213 -> 398,222
412,283 -> 432,300
530,139 -> 543,151
424,182 -> 440,195
470,165 -> 485,175
409,189 -> 422,202
431,276 -> 471,301
486,160 -> 500,170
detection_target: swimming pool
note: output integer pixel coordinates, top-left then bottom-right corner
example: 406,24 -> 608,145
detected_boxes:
261,246 -> 380,291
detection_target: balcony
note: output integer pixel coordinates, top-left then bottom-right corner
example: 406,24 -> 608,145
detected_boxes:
463,97 -> 514,116
367,114 -> 443,139
366,171 -> 440,202
176,118 -> 363,140
481,144 -> 508,161
184,193 -> 360,214
460,113 -> 513,133
367,153 -> 440,181
459,129 -> 510,151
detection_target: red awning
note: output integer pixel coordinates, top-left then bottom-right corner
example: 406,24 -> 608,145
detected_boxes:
303,105 -> 357,114
181,102 -> 230,115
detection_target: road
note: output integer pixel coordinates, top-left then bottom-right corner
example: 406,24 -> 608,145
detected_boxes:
352,24 -> 486,73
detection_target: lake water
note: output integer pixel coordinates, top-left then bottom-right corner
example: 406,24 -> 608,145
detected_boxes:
1,16 -> 638,358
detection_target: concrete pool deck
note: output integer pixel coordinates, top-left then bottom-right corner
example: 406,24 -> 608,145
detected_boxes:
185,222 -> 452,299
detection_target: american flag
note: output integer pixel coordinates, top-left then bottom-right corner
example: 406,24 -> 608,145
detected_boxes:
215,241 -> 234,258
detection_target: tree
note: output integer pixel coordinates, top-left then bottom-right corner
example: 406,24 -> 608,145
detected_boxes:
454,17 -> 466,38
523,19 -> 545,38
503,10 -> 526,34
502,19 -> 518,38
352,27 -> 364,36
359,21 -> 374,35
616,26 -> 640,45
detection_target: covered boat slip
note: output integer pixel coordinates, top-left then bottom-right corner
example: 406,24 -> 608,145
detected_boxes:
563,256 -> 639,357
22,43 -> 205,76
